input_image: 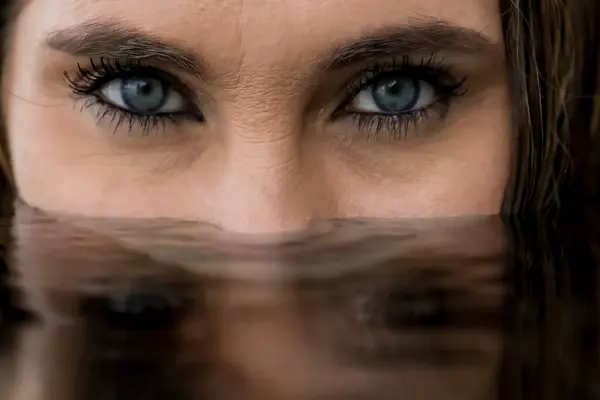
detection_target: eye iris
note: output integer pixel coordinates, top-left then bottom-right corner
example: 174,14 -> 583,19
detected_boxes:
372,77 -> 420,113
121,78 -> 168,113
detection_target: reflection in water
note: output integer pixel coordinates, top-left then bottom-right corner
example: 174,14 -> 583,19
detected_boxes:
0,204 -> 597,399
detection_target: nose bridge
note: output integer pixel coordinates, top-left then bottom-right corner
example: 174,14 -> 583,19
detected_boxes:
211,118 -> 322,234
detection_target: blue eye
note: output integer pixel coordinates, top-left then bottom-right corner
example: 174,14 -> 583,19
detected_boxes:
350,76 -> 436,114
99,77 -> 187,114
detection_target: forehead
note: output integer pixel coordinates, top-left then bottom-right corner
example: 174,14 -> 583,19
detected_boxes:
21,0 -> 502,62
60,0 -> 501,25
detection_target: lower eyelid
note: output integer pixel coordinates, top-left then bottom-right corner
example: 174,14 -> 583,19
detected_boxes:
341,93 -> 459,141
76,96 -> 200,137
73,66 -> 461,137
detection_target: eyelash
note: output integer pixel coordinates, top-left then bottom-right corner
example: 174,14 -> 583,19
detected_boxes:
64,56 -> 467,138
336,55 -> 468,140
64,58 -> 202,134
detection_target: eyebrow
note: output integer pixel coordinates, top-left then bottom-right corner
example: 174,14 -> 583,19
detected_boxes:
46,21 -> 207,78
325,21 -> 497,69
46,20 -> 496,78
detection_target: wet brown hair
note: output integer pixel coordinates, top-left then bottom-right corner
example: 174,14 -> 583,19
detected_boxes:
0,0 -> 599,215
499,0 -> 600,213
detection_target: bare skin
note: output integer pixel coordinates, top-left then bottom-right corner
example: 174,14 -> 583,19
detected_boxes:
1,0 -> 511,234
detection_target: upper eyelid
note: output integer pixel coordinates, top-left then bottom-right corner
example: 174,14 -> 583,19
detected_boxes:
66,59 -> 200,102
351,64 -> 452,87
321,62 -> 466,122
341,59 -> 463,99
65,55 -> 466,121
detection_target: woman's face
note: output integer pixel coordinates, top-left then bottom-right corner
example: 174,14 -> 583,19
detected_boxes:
2,0 -> 511,233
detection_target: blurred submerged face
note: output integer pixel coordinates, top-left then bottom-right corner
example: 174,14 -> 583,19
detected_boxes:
2,0 -> 511,233
10,205 -> 506,400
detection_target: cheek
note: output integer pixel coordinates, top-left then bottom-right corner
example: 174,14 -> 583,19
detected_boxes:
337,96 -> 512,217
416,91 -> 512,215
6,98 -> 511,220
340,158 -> 509,218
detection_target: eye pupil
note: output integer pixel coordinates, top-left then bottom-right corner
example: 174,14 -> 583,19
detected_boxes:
121,78 -> 168,113
372,77 -> 420,113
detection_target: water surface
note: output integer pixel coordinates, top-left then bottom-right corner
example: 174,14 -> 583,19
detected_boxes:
0,204 -> 597,399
